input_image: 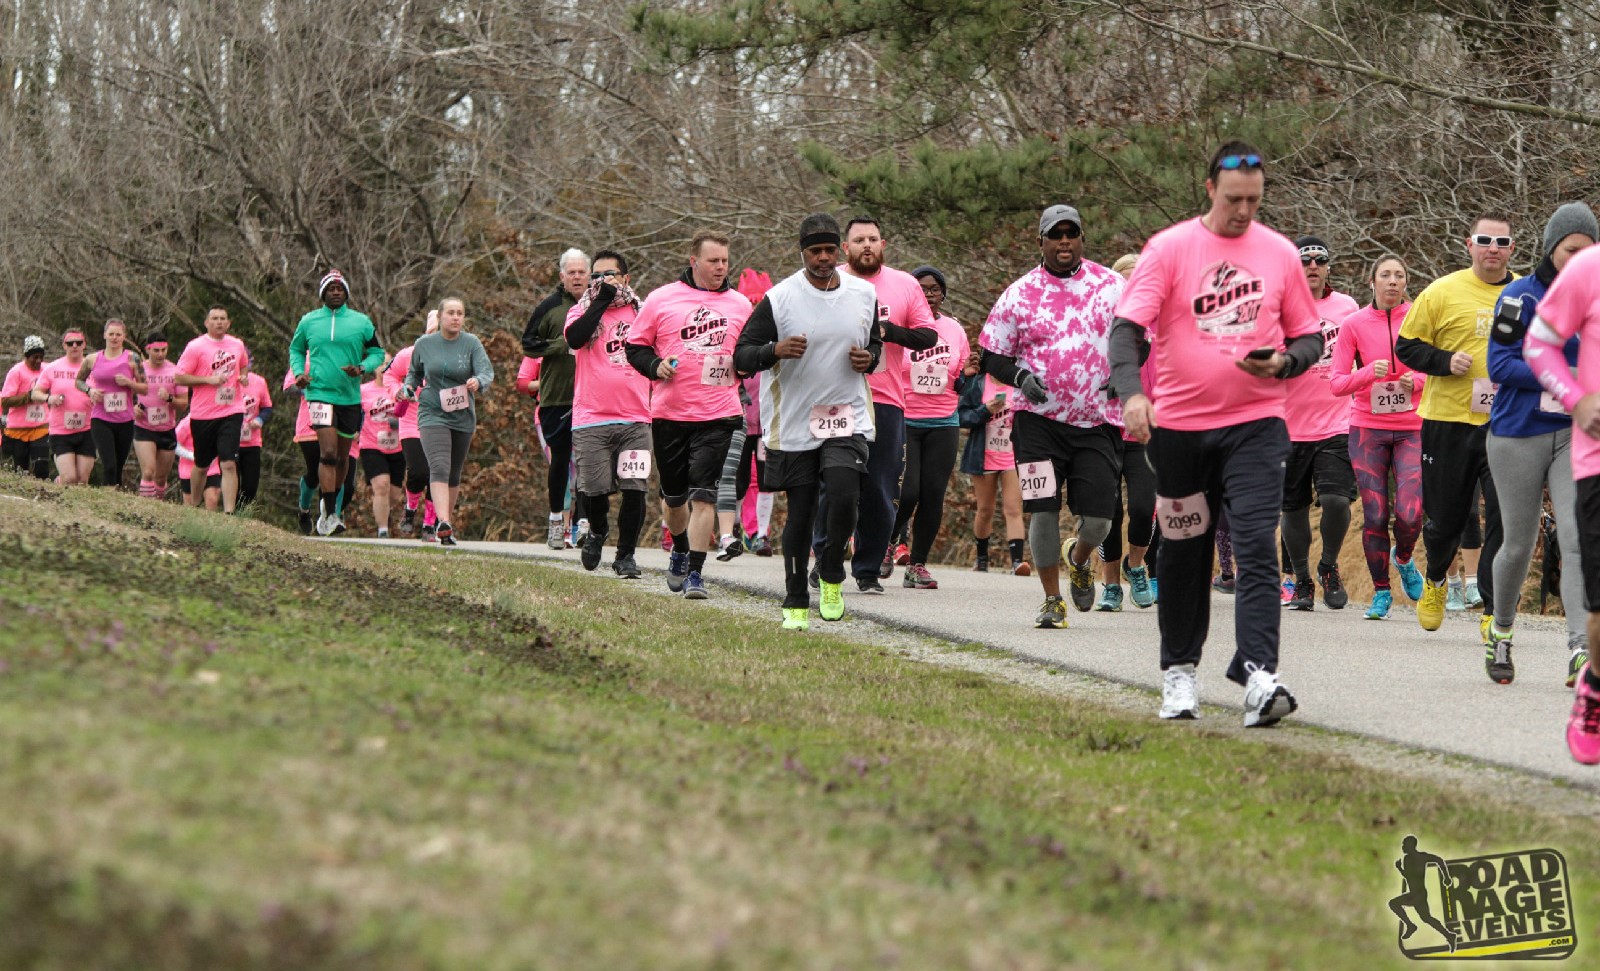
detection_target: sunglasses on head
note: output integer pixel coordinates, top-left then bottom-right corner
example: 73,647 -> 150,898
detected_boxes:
1300,255 -> 1330,266
1216,153 -> 1263,171
590,270 -> 620,280
1044,223 -> 1082,240
1472,234 -> 1513,248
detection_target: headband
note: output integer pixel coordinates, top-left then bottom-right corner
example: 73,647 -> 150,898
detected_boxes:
800,231 -> 840,249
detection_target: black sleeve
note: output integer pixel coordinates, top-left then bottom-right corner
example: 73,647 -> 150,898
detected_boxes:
881,305 -> 937,350
520,292 -> 564,357
1107,317 -> 1149,401
624,341 -> 664,380
866,313 -> 884,370
1277,332 -> 1326,379
980,349 -> 1025,387
565,299 -> 608,350
1395,335 -> 1457,376
733,297 -> 780,374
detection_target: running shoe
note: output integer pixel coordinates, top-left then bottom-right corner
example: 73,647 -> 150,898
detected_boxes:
1012,560 -> 1032,577
1567,665 -> 1600,765
1242,665 -> 1297,728
808,563 -> 820,590
879,548 -> 895,580
1484,624 -> 1515,685
856,577 -> 885,595
974,554 -> 989,573
1211,572 -> 1236,595
1445,576 -> 1466,612
782,607 -> 810,631
298,509 -> 313,535
1280,578 -> 1295,604
547,518 -> 565,550
683,570 -> 708,600
377,527 -> 390,539
903,564 -> 938,589
1317,562 -> 1348,610
573,518 -> 590,549
400,508 -> 415,536
1569,648 -> 1589,689
1159,664 -> 1199,720
581,530 -> 604,571
1464,578 -> 1483,609
1393,548 -> 1424,602
612,552 -> 641,579
749,535 -> 773,557
1124,559 -> 1155,608
421,523 -> 437,544
666,551 -> 689,592
1148,578 -> 1159,602
659,525 -> 673,553
1063,538 -> 1095,612
893,543 -> 911,567
1365,589 -> 1392,620
1286,578 -> 1314,611
1417,578 -> 1446,631
325,514 -> 346,536
1095,583 -> 1123,612
436,521 -> 454,543
715,534 -> 744,562
1035,595 -> 1067,629
819,580 -> 845,621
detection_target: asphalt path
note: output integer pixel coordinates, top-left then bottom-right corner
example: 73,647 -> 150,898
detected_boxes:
350,535 -> 1600,791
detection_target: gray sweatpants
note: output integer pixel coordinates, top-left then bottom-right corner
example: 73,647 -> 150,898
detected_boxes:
1486,428 -> 1586,647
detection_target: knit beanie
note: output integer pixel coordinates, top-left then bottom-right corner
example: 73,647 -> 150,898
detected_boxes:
911,265 -> 947,295
318,269 -> 348,299
1542,202 -> 1599,258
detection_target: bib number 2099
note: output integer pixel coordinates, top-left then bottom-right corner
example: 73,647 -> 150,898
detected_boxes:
1156,492 -> 1210,540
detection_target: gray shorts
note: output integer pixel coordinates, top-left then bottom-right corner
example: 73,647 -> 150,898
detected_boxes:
573,421 -> 653,496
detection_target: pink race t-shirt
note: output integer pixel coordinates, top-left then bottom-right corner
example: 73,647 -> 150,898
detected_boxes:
980,376 -> 1016,472
848,265 -> 936,412
904,313 -> 971,421
136,360 -> 181,432
358,381 -> 403,454
238,373 -> 272,448
38,356 -> 92,435
1281,290 -> 1360,441
1113,218 -> 1320,432
2,360 -> 48,430
175,417 -> 221,481
281,367 -> 316,443
1526,245 -> 1600,479
629,281 -> 751,422
980,262 -> 1124,428
388,345 -> 423,440
175,334 -> 250,420
565,301 -> 651,428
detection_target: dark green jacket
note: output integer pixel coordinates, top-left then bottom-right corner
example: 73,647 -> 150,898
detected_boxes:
519,287 -> 577,407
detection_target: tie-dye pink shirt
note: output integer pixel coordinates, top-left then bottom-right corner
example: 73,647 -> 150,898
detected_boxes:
1281,290 -> 1360,441
980,261 -> 1124,428
847,265 -> 937,411
1113,218 -> 1320,432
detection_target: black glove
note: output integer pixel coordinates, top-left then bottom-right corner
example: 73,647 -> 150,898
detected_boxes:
1017,370 -> 1049,405
596,282 -> 618,307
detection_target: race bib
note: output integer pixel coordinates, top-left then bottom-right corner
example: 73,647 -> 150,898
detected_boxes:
984,412 -> 1013,453
24,403 -> 45,424
215,384 -> 237,405
1017,460 -> 1057,501
307,401 -> 333,426
63,410 -> 87,431
1369,381 -> 1411,415
145,404 -> 170,426
616,449 -> 651,480
756,440 -> 767,461
700,353 -> 735,387
808,404 -> 855,439
1540,391 -> 1568,415
1470,378 -> 1496,415
440,385 -> 471,413
1156,492 -> 1211,540
911,360 -> 948,395
102,391 -> 128,412
376,428 -> 400,449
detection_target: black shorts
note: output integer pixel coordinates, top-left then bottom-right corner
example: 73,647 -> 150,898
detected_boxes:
1282,433 -> 1357,511
50,431 -> 95,457
1009,411 -> 1122,517
191,414 -> 244,468
1576,475 -> 1600,612
361,449 -> 406,483
308,401 -> 363,439
133,426 -> 178,450
181,473 -> 223,495
652,415 -> 741,506
760,437 -> 870,491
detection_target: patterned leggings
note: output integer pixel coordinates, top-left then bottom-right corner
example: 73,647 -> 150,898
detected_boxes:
1349,426 -> 1423,589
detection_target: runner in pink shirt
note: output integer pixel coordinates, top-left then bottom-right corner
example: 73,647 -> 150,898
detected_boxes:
566,250 -> 653,578
133,334 -> 185,500
236,368 -> 272,507
1,335 -> 51,478
75,318 -> 146,490
626,234 -> 754,598
960,368 -> 1028,574
174,305 -> 250,512
388,312 -> 438,538
1108,141 -> 1322,728
358,371 -> 404,537
1524,240 -> 1600,764
174,415 -> 222,509
1277,236 -> 1362,610
980,204 -> 1125,625
31,331 -> 97,484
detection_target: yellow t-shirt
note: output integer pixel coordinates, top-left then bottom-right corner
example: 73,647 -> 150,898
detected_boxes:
1397,267 -> 1515,424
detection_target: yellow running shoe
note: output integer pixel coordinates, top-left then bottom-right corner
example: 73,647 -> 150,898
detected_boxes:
781,607 -> 810,631
819,580 -> 845,621
1417,577 -> 1446,631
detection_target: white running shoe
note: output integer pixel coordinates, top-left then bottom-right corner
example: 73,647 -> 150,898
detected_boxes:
546,516 -> 565,550
315,511 -> 332,536
1160,664 -> 1200,720
1242,665 -> 1297,728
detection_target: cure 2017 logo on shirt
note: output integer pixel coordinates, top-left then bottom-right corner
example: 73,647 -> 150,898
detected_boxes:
605,321 -> 632,364
1191,261 -> 1264,336
1387,835 -> 1576,960
680,307 -> 728,353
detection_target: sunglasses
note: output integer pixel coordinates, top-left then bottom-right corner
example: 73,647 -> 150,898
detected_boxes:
63,339 -> 85,346
1472,234 -> 1513,248
1044,224 -> 1082,240
1300,255 -> 1330,266
1216,153 -> 1263,171
590,270 -> 621,280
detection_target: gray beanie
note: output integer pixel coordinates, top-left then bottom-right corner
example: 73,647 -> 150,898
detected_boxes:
1543,202 -> 1599,257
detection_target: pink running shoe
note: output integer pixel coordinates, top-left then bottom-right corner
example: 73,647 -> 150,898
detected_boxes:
1279,577 -> 1295,605
1568,665 -> 1600,765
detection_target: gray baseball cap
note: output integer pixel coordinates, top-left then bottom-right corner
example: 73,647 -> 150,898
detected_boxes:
1039,205 -> 1082,235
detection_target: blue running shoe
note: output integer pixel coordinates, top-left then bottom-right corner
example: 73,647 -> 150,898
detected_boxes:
1393,547 -> 1424,602
1365,589 -> 1392,620
666,551 -> 689,592
683,570 -> 708,600
1123,558 -> 1155,609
